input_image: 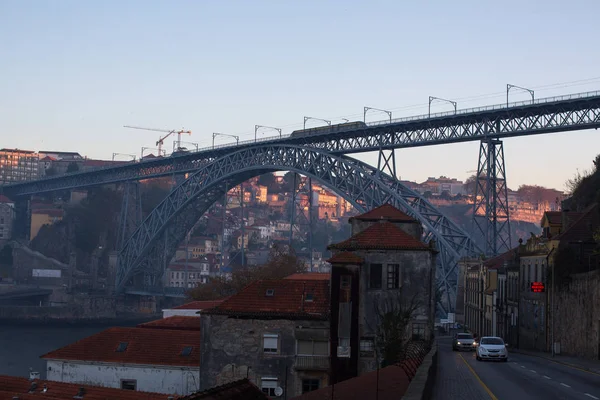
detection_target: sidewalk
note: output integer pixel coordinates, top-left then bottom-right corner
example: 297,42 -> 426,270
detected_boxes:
510,347 -> 600,374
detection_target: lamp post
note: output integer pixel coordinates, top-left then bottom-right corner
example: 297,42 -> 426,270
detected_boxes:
212,133 -> 240,149
303,116 -> 331,130
254,125 -> 282,142
112,153 -> 136,162
428,96 -> 457,118
364,107 -> 392,123
506,84 -> 535,107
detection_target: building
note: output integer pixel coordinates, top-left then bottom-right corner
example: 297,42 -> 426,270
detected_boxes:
41,327 -> 200,395
199,278 -> 330,397
180,379 -> 269,400
0,195 -> 15,241
138,316 -> 201,331
162,298 -> 228,318
0,374 -> 176,400
0,148 -> 39,183
326,204 -> 437,383
30,208 -> 64,240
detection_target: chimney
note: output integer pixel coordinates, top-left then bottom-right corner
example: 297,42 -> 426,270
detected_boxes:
29,371 -> 40,381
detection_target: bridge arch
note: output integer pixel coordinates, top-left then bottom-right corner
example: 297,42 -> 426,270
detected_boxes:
117,145 -> 479,313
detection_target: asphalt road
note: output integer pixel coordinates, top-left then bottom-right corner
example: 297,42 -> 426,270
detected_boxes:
432,337 -> 600,400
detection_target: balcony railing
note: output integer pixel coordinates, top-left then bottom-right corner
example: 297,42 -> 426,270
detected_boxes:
295,355 -> 330,370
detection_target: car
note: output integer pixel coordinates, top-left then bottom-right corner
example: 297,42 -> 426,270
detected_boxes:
452,332 -> 477,351
476,336 -> 508,362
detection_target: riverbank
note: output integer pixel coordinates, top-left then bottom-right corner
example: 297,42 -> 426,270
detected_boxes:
0,313 -> 158,326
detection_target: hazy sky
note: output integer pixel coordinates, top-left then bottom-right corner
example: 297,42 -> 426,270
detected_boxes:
1,0 -> 599,191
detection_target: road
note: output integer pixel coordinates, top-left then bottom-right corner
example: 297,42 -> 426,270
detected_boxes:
432,337 -> 600,400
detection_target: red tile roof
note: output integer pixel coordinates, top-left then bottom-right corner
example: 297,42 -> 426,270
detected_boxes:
138,316 -> 200,331
543,211 -> 562,226
326,251 -> 364,264
0,194 -> 13,203
204,279 -> 329,320
0,375 -> 175,400
290,364 -> 411,400
32,209 -> 64,217
483,247 -> 520,269
173,298 -> 228,310
328,221 -> 431,251
41,327 -> 199,367
284,272 -> 331,280
554,204 -> 599,243
179,379 -> 268,399
350,204 -> 417,223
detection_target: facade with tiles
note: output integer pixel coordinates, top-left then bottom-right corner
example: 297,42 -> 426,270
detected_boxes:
41,327 -> 200,395
326,204 -> 437,384
199,276 -> 331,398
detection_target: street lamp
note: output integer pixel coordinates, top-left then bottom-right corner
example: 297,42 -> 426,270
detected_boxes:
254,125 -> 282,142
303,116 -> 331,130
212,133 -> 240,149
112,153 -> 136,162
428,96 -> 457,118
506,84 -> 535,107
364,106 -> 392,123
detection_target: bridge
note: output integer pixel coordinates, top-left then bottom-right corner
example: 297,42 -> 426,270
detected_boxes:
2,89 -> 600,316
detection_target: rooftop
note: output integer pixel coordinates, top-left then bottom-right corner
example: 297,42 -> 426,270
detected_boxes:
554,204 -> 599,243
138,316 -> 201,331
172,298 -> 228,310
349,204 -> 417,223
284,272 -> 331,280
326,251 -> 364,264
203,279 -> 329,320
542,211 -> 562,226
328,221 -> 431,252
179,379 -> 268,400
483,246 -> 520,269
0,375 -> 175,400
41,327 -> 199,367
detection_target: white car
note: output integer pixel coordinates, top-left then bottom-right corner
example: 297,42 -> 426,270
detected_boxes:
476,336 -> 508,362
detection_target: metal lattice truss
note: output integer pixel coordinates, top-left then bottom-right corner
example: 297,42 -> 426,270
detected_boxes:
472,139 -> 512,257
116,145 -> 482,314
4,91 -> 600,197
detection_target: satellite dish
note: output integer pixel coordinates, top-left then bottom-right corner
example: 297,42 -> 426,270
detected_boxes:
274,387 -> 283,397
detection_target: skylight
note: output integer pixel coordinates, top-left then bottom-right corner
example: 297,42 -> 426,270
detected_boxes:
181,346 -> 193,356
305,293 -> 314,302
116,342 -> 128,352
266,289 -> 275,296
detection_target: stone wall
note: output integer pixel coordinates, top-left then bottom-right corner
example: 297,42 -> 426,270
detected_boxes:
11,242 -> 71,286
199,314 -> 329,398
552,269 -> 600,359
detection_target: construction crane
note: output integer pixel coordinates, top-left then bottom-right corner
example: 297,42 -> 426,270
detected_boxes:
124,125 -> 192,155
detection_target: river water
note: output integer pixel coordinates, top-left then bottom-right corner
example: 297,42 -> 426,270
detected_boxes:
0,319 -> 153,379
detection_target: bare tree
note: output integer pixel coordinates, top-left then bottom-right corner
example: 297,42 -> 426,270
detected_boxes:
565,168 -> 589,196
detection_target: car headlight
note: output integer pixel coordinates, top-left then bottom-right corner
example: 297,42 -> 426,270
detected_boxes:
479,347 -> 487,354
472,342 -> 477,346
457,342 -> 461,345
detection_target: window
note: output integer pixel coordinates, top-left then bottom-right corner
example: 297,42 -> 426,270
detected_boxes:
261,377 -> 278,396
120,379 -> 136,390
181,346 -> 193,356
297,340 -> 328,356
360,338 -> 375,357
369,264 -> 382,289
302,379 -> 320,393
305,293 -> 314,302
266,289 -> 275,296
115,342 -> 128,352
263,334 -> 279,354
412,323 -> 426,340
387,264 -> 400,289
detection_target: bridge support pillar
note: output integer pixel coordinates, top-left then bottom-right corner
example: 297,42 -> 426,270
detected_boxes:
116,181 -> 142,252
472,138 -> 511,257
289,174 -> 315,270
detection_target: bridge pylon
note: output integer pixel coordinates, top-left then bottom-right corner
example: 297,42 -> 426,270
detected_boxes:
288,174 -> 315,271
116,181 -> 142,252
472,138 -> 512,257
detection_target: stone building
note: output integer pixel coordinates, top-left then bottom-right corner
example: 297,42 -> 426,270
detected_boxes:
325,204 -> 437,383
0,195 -> 14,241
199,276 -> 330,397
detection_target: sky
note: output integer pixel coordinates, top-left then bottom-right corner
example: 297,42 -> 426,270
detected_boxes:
1,0 -> 600,191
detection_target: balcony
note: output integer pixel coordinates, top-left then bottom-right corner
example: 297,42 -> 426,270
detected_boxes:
295,355 -> 330,371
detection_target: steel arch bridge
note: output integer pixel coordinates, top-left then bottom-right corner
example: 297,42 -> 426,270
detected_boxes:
118,144 -> 481,314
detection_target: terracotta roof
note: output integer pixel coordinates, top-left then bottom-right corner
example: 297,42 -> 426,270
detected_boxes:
290,364 -> 410,400
284,272 -> 331,280
0,375 -> 175,400
180,379 -> 268,399
41,327 -> 199,367
203,279 -> 329,320
32,209 -> 64,217
173,298 -> 228,310
138,316 -> 200,331
328,222 -> 431,251
554,204 -> 599,243
543,211 -> 562,226
0,194 -> 13,203
349,204 -> 417,223
483,247 -> 520,269
326,251 -> 364,264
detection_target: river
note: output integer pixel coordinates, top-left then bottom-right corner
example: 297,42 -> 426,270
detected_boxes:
0,319 -> 154,379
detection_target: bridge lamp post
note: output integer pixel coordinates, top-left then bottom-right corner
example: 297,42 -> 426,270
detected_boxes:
254,125 -> 282,142
212,133 -> 240,149
428,96 -> 457,118
506,84 -> 535,107
112,153 -> 137,162
364,107 -> 392,123
303,116 -> 331,130
341,118 -> 350,123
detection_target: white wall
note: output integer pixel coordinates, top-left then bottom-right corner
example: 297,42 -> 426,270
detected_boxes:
46,360 -> 200,395
162,309 -> 201,318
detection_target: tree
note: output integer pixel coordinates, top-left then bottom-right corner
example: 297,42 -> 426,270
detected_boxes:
66,162 -> 80,173
257,173 -> 279,193
45,167 -> 57,177
371,291 -> 421,367
0,244 -> 13,266
463,174 -> 477,196
282,172 -> 300,193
